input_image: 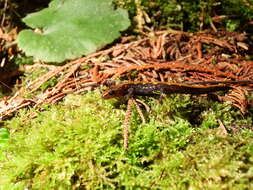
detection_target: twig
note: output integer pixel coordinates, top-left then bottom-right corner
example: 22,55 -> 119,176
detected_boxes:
1,0 -> 8,26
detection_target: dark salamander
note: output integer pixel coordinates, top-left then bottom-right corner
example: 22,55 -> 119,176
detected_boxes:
102,81 -> 253,99
102,82 -> 231,99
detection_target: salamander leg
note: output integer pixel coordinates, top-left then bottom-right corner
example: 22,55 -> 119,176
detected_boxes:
126,87 -> 134,99
158,88 -> 167,103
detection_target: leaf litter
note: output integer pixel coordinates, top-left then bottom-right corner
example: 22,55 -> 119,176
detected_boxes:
1,29 -> 253,120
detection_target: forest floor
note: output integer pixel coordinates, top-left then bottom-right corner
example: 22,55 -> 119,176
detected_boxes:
1,89 -> 253,189
0,28 -> 253,189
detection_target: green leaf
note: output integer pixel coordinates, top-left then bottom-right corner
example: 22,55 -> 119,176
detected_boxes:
17,0 -> 130,63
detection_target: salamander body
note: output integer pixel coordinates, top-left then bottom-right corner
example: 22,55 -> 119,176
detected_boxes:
102,82 -> 231,99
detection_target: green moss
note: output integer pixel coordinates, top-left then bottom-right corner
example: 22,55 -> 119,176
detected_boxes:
17,66 -> 59,98
114,0 -> 253,32
0,91 -> 253,189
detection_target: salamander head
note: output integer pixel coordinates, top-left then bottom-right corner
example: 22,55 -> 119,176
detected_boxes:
102,83 -> 129,99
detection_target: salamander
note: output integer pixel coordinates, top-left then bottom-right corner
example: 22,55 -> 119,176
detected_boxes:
102,80 -> 253,99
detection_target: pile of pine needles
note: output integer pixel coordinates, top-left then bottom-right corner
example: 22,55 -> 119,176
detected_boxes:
1,30 -> 253,119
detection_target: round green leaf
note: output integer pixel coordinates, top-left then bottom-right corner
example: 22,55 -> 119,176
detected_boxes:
17,0 -> 130,63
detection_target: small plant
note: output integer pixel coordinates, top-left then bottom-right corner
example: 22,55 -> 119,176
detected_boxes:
115,0 -> 253,32
17,0 -> 130,63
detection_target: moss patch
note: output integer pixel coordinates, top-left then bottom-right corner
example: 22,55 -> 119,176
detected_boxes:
0,91 -> 253,189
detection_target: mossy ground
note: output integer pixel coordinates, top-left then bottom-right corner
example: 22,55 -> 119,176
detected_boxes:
1,1 -> 253,189
0,90 -> 253,189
